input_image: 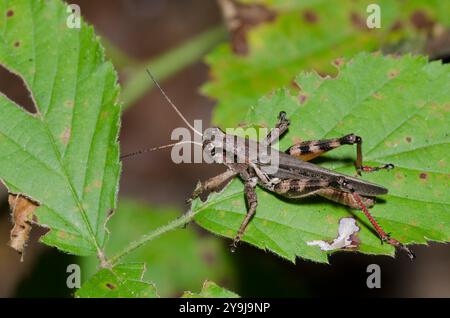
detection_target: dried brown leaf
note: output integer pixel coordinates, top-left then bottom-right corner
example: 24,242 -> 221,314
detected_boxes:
218,0 -> 276,55
8,194 -> 39,259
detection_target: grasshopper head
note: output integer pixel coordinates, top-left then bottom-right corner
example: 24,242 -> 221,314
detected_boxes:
202,127 -> 226,163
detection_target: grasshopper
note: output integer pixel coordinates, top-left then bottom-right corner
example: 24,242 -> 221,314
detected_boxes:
124,70 -> 414,260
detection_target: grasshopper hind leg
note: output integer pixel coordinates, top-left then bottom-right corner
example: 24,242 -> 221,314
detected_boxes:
352,135 -> 394,175
339,179 -> 415,260
318,188 -> 375,209
286,133 -> 395,175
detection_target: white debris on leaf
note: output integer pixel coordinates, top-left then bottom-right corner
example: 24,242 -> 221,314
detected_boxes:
307,217 -> 360,251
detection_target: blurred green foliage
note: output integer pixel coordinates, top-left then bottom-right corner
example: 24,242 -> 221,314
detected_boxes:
203,0 -> 450,126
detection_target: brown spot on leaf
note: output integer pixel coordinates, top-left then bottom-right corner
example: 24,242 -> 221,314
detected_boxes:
388,69 -> 400,79
350,12 -> 366,30
405,136 -> 412,143
298,94 -> 308,104
93,180 -> 102,188
218,0 -> 276,55
302,10 -> 318,24
419,172 -> 428,180
6,9 -> 14,17
64,100 -> 74,108
58,231 -> 68,239
372,92 -> 383,100
14,41 -> 20,47
60,127 -> 71,145
231,200 -> 241,207
100,110 -> 110,119
8,194 -> 39,258
325,214 -> 336,225
84,181 -> 102,193
333,57 -> 344,68
106,283 -> 116,290
410,10 -> 434,33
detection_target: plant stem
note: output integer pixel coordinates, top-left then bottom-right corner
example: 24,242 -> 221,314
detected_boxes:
120,25 -> 227,110
110,209 -> 196,266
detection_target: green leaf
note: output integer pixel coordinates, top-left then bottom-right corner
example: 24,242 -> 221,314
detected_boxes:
182,280 -> 239,298
193,53 -> 450,262
204,0 -> 450,127
0,0 -> 121,255
76,263 -> 158,298
81,200 -> 235,297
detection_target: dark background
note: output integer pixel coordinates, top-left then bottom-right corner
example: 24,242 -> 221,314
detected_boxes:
0,0 -> 449,297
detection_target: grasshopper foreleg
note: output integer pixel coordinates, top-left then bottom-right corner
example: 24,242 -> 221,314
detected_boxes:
188,169 -> 238,203
265,111 -> 290,145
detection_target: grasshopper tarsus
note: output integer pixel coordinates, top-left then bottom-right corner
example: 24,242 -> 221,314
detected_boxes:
277,111 -> 289,125
356,163 -> 395,175
384,236 -> 416,260
350,134 -> 395,175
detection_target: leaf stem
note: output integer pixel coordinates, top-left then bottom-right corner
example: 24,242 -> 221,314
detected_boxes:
120,25 -> 227,110
110,209 -> 196,266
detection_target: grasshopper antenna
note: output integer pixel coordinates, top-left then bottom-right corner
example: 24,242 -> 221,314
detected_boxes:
121,141 -> 203,160
146,68 -> 203,137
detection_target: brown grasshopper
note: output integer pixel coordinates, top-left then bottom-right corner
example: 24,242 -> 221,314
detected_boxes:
124,70 -> 414,259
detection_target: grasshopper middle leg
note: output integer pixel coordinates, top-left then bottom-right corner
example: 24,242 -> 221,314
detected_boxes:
231,177 -> 258,252
230,177 -> 335,248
